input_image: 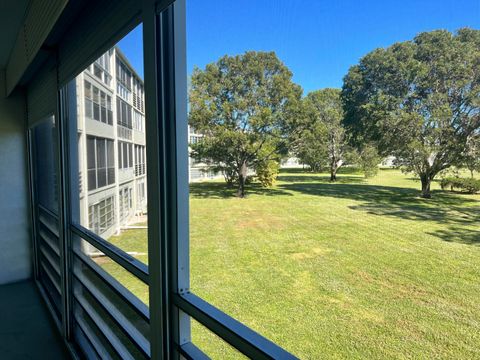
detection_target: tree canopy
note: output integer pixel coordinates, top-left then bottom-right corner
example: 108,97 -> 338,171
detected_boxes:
189,51 -> 303,197
342,28 -> 480,198
296,88 -> 353,180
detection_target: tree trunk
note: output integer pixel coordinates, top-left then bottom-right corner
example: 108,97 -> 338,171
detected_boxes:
237,161 -> 248,198
330,168 -> 337,181
330,158 -> 337,182
420,174 -> 432,199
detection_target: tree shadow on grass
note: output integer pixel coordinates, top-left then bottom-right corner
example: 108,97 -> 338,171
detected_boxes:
430,227 -> 480,245
189,181 -> 292,199
277,175 -> 365,184
280,167 -> 363,175
279,182 -> 480,245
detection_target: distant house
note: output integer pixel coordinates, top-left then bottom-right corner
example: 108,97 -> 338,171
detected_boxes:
381,156 -> 396,167
281,157 -> 303,168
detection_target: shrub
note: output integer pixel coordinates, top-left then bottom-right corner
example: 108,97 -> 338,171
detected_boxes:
255,160 -> 280,187
440,177 -> 480,194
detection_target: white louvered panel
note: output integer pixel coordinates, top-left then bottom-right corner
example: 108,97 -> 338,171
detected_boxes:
23,0 -> 67,61
6,27 -> 28,94
6,0 -> 67,95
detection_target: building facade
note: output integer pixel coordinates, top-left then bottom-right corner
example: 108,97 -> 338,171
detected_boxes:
187,126 -> 222,182
77,48 -> 219,238
77,47 -> 147,239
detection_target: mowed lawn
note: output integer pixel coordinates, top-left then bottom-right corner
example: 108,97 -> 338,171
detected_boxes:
107,168 -> 480,359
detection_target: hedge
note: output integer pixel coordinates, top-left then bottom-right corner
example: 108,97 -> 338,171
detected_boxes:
440,177 -> 480,194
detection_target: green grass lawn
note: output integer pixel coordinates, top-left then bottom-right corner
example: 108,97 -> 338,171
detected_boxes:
106,168 -> 480,359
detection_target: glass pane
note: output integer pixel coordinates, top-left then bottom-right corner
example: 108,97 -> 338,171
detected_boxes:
123,142 -> 128,169
93,103 -> 100,121
101,107 -> 107,124
67,23 -> 149,271
96,139 -> 106,168
97,168 -> 107,188
87,169 -> 96,191
107,140 -> 115,167
191,319 -> 247,360
85,99 -> 93,119
32,116 -> 58,212
128,143 -> 133,168
186,1 -> 480,359
84,80 -> 92,98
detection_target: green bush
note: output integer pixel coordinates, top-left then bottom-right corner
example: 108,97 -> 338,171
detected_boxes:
255,160 -> 280,187
440,177 -> 480,194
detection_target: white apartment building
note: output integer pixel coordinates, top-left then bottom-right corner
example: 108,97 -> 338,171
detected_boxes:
187,126 -> 222,182
76,47 -> 147,239
77,48 -> 219,239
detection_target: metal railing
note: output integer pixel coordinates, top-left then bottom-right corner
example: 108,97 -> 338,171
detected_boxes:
174,293 -> 298,360
71,224 -> 149,284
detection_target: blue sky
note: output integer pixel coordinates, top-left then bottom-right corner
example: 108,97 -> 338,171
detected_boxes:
119,0 -> 480,95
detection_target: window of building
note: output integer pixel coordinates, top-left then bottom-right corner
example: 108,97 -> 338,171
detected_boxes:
133,110 -> 144,132
117,97 -> 132,129
137,181 -> 145,204
123,142 -> 128,169
135,144 -> 146,176
132,78 -> 145,113
107,95 -> 113,124
118,141 -> 134,170
116,57 -> 132,90
84,80 -> 112,125
91,51 -> 112,85
88,196 -> 115,234
86,136 -> 115,190
119,187 -> 131,223
93,64 -> 102,79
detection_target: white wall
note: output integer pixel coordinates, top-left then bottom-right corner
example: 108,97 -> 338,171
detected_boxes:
0,69 -> 31,285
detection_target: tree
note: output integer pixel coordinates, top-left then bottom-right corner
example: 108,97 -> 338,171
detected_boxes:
189,51 -> 302,197
342,28 -> 480,198
294,109 -> 327,172
296,89 -> 351,181
463,135 -> 480,178
358,144 -> 381,178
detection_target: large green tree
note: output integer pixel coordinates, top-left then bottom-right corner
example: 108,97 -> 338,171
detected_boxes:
297,88 -> 352,181
342,28 -> 480,198
189,51 -> 302,197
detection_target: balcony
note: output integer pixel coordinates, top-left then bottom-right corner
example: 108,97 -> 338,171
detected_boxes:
0,280 -> 69,358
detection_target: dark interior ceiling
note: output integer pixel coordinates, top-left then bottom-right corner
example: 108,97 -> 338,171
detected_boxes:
0,0 -> 30,68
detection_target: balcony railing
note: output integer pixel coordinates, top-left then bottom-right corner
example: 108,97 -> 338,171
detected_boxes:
117,126 -> 132,140
135,164 -> 146,177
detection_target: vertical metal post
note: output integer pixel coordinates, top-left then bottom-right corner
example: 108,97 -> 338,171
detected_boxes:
157,2 -> 190,357
26,128 -> 40,280
171,0 -> 191,350
57,74 -> 73,341
143,0 -> 170,358
144,1 -> 189,358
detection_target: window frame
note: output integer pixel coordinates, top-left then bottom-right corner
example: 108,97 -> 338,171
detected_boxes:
27,0 -> 298,359
144,2 -> 297,359
86,136 -> 115,191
